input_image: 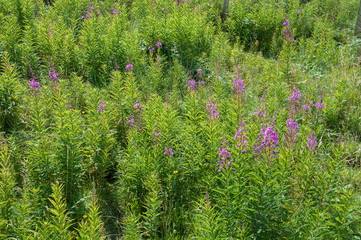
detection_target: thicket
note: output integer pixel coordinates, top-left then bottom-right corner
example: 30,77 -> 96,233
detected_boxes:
1,0 -> 361,239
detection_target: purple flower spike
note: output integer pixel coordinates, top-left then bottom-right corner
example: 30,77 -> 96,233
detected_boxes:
315,102 -> 325,109
148,44 -> 155,53
234,121 -> 247,153
126,57 -> 133,72
152,126 -> 162,145
253,124 -> 279,159
28,62 -> 40,92
127,117 -> 135,126
48,58 -> 60,84
187,72 -> 197,90
29,79 -> 41,91
256,110 -> 264,117
286,119 -> 299,132
217,137 -> 233,173
206,100 -> 219,120
156,41 -> 162,49
164,147 -> 174,156
232,75 -> 245,95
306,132 -> 317,150
97,100 -> 107,113
126,64 -> 134,71
288,88 -> 302,105
283,20 -> 290,26
133,102 -> 143,112
282,19 -> 294,42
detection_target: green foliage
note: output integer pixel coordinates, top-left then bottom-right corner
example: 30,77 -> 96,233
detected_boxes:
0,52 -> 23,132
77,188 -> 106,240
0,137 -> 16,237
0,0 -> 361,239
37,182 -> 73,239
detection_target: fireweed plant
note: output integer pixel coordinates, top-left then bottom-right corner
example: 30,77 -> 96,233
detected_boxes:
1,0 -> 361,239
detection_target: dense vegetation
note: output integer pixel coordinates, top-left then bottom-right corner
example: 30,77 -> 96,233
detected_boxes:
1,0 -> 361,239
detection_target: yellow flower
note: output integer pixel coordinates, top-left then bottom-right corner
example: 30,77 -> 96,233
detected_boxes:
271,74 -> 274,77
83,215 -> 87,218
173,170 -> 178,174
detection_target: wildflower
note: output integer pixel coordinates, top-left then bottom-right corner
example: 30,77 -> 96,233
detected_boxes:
173,170 -> 178,174
290,69 -> 296,74
234,121 -> 247,153
152,130 -> 161,138
133,102 -> 143,112
256,110 -> 264,117
112,5 -> 119,15
197,69 -> 202,73
285,119 -> 299,149
315,91 -> 325,109
48,58 -> 60,84
47,30 -> 53,36
283,20 -> 290,27
187,72 -> 197,90
254,124 -> 279,158
126,57 -> 133,72
283,19 -> 294,42
148,44 -> 155,53
164,147 -> 174,156
206,99 -> 219,120
83,215 -> 87,218
29,79 -> 41,91
217,137 -> 233,173
126,64 -> 134,71
288,88 -> 301,105
315,102 -> 325,109
127,117 -> 135,126
286,119 -> 299,132
82,9 -> 92,19
156,41 -> 162,49
262,125 -> 279,149
28,62 -> 40,91
298,9 -> 302,14
232,75 -> 245,95
152,127 -> 162,145
302,103 -> 311,113
306,132 -> 317,149
97,100 -> 107,113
